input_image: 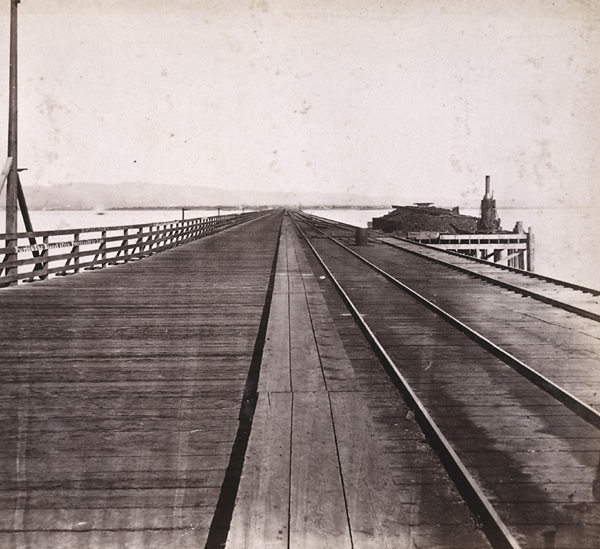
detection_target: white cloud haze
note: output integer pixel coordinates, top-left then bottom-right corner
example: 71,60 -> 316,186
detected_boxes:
0,0 -> 598,207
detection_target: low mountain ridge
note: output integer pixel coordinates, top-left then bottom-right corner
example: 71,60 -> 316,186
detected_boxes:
18,182 -> 389,209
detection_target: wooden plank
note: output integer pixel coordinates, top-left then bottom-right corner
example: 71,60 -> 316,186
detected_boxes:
305,291 -> 358,392
286,228 -> 306,295
0,529 -> 209,549
289,230 -> 359,391
227,392 -> 292,548
272,230 -> 289,296
289,391 -> 351,548
259,292 -> 291,392
259,223 -> 291,392
289,292 -> 326,392
285,217 -> 327,392
329,391 -> 411,548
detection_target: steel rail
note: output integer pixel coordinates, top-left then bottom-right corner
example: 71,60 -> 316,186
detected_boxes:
308,211 -> 600,296
300,211 -> 600,294
289,213 -> 522,549
388,234 -> 600,296
293,212 -> 600,430
297,212 -> 600,323
379,238 -> 600,323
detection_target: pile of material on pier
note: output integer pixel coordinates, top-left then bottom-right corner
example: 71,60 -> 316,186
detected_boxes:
371,204 -> 480,235
372,175 -> 502,236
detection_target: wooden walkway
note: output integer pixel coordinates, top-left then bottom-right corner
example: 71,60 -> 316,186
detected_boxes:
0,212 -> 281,548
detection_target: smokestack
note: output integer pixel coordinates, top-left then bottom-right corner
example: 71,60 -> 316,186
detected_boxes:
478,174 -> 499,233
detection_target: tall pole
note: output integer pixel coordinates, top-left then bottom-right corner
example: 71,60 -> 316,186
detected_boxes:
6,0 -> 20,281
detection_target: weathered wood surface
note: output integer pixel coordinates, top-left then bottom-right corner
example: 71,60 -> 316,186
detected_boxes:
227,217 -> 489,548
299,216 -> 600,548
226,391 -> 292,548
289,390 -> 351,548
0,211 -> 282,548
367,235 -> 600,407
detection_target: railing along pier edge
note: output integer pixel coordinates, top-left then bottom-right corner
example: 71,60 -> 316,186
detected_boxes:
0,211 -> 265,286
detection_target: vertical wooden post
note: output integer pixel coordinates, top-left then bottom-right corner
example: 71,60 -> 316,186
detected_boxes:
150,225 -> 156,254
182,219 -> 188,243
5,0 -> 20,284
122,228 -> 129,261
527,228 -> 535,272
101,230 -> 107,266
157,225 -> 162,251
73,232 -> 80,273
40,235 -> 49,278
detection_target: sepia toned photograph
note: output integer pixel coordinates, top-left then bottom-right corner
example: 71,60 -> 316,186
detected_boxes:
1,1 -> 599,547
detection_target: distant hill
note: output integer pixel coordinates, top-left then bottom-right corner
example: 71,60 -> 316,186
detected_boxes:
15,182 -> 391,210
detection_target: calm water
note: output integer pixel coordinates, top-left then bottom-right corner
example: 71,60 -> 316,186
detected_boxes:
19,209 -> 244,232
19,207 -> 599,289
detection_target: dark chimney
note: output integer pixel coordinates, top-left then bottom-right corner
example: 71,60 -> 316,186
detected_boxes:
478,175 -> 499,233
484,175 -> 492,198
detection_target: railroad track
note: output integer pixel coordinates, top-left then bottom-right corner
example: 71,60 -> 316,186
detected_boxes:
290,211 -> 600,549
298,212 -> 600,411
304,211 -> 600,322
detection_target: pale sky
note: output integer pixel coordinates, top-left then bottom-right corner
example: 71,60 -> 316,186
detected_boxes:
0,0 -> 598,206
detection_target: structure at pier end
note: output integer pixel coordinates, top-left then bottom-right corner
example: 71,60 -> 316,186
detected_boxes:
371,176 -> 535,271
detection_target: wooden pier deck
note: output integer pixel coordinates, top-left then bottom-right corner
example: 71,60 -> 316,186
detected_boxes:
0,212 -> 281,548
1,210 -> 599,549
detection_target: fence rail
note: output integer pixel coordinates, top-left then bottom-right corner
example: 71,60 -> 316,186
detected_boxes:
0,211 -> 265,286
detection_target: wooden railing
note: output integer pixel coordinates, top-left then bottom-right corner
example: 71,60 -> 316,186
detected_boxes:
0,211 -> 265,286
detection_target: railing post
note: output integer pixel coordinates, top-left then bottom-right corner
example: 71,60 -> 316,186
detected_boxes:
154,225 -> 161,252
40,235 -> 49,278
148,225 -> 159,255
176,220 -> 182,245
73,232 -> 80,273
101,230 -> 107,267
122,228 -> 129,262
